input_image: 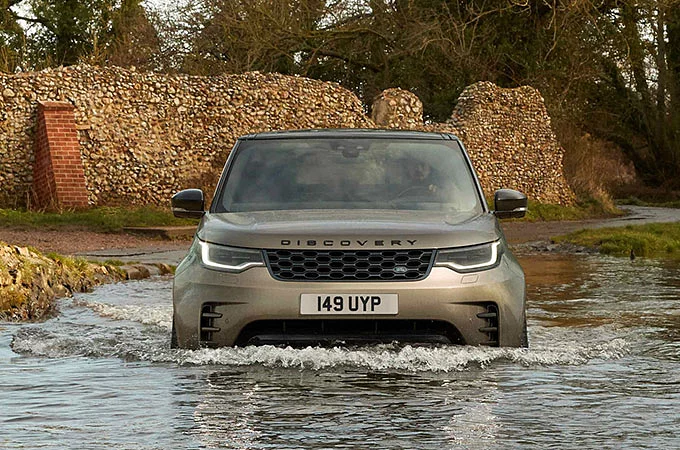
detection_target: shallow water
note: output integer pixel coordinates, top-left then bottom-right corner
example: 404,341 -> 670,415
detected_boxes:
1,253 -> 678,449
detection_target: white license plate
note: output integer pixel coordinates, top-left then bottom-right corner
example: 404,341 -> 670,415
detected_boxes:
300,294 -> 398,315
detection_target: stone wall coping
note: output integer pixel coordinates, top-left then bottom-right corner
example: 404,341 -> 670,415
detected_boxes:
37,101 -> 75,111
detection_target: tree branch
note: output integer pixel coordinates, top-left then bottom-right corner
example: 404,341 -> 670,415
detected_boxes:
12,13 -> 58,35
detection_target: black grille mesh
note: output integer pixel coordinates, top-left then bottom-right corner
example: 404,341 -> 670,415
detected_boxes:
265,249 -> 434,281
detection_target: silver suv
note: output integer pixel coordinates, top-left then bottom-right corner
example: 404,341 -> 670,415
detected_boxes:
171,129 -> 528,348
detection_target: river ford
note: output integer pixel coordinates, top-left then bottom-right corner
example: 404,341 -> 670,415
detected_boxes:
1,252 -> 678,449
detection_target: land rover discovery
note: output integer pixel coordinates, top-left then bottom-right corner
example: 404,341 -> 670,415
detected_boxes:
171,129 -> 528,348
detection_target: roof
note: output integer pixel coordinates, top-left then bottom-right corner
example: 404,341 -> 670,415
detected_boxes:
239,128 -> 459,141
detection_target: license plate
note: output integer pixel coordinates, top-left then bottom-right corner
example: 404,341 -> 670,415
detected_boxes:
300,294 -> 398,315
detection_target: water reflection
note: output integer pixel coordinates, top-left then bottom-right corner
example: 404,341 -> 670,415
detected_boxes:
519,254 -> 680,334
188,368 -> 504,449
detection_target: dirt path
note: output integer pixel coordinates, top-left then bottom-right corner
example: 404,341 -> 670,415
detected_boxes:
1,206 -> 678,264
0,229 -> 189,255
502,205 -> 680,244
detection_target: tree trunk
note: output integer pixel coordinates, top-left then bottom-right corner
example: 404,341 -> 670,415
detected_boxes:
667,4 -> 680,173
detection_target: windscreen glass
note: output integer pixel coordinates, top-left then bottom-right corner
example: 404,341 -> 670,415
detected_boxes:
216,138 -> 483,213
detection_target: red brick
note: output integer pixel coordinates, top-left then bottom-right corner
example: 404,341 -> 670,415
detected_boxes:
32,101 -> 89,209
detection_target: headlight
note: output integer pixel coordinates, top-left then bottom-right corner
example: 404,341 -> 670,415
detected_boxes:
434,241 -> 503,273
199,240 -> 264,272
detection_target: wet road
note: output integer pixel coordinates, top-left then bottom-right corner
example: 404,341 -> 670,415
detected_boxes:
1,252 -> 679,449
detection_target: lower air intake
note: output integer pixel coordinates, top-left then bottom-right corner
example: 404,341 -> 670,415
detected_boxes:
476,303 -> 500,347
199,303 -> 222,348
234,319 -> 464,346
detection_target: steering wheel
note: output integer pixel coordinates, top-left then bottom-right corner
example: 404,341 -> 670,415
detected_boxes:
395,185 -> 434,199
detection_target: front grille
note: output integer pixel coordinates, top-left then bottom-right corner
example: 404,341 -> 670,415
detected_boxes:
265,249 -> 434,281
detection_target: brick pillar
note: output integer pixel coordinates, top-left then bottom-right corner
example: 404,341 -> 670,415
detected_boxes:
33,101 -> 89,209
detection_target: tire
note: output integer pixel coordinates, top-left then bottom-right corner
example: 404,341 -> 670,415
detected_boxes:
170,317 -> 178,349
520,313 -> 529,348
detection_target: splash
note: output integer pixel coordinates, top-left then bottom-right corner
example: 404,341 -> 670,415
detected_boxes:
73,298 -> 172,330
10,321 -> 630,372
174,330 -> 630,371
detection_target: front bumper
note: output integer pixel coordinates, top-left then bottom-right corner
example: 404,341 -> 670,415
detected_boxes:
172,252 -> 526,348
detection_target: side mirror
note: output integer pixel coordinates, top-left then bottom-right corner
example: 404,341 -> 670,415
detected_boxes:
493,189 -> 527,219
171,189 -> 205,219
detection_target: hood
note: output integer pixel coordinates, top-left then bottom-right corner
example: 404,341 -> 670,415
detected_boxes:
197,209 -> 502,250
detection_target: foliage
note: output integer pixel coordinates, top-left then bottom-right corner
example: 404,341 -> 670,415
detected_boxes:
0,206 -> 197,232
2,0 -> 680,191
0,0 -> 25,71
575,0 -> 680,189
554,223 -> 680,259
2,0 -> 158,69
104,0 -> 160,68
24,0 -> 109,67
174,0 -> 587,119
161,0 -> 680,189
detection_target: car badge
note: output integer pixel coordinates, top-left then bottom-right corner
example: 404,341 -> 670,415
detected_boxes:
394,266 -> 408,274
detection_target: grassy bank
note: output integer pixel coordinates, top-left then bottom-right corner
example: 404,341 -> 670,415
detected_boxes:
490,197 -> 622,222
0,207 -> 197,233
553,223 -> 680,259
1,199 -> 618,234
617,197 -> 680,209
523,199 -> 622,221
0,244 -> 125,321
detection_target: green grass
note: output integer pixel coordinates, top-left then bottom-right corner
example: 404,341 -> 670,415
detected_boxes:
617,197 -> 680,208
99,259 -> 127,267
553,222 -> 680,258
2,198 -> 618,234
526,198 -> 623,221
490,198 -> 622,222
0,206 -> 198,233
45,252 -> 91,272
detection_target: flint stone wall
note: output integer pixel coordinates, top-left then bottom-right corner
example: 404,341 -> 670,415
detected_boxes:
371,88 -> 423,130
0,65 -> 574,207
437,82 -> 574,205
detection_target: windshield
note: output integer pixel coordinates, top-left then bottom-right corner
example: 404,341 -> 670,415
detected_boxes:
215,138 -> 484,213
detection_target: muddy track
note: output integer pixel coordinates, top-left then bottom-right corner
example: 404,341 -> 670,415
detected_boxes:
501,205 -> 680,244
1,206 -> 678,264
